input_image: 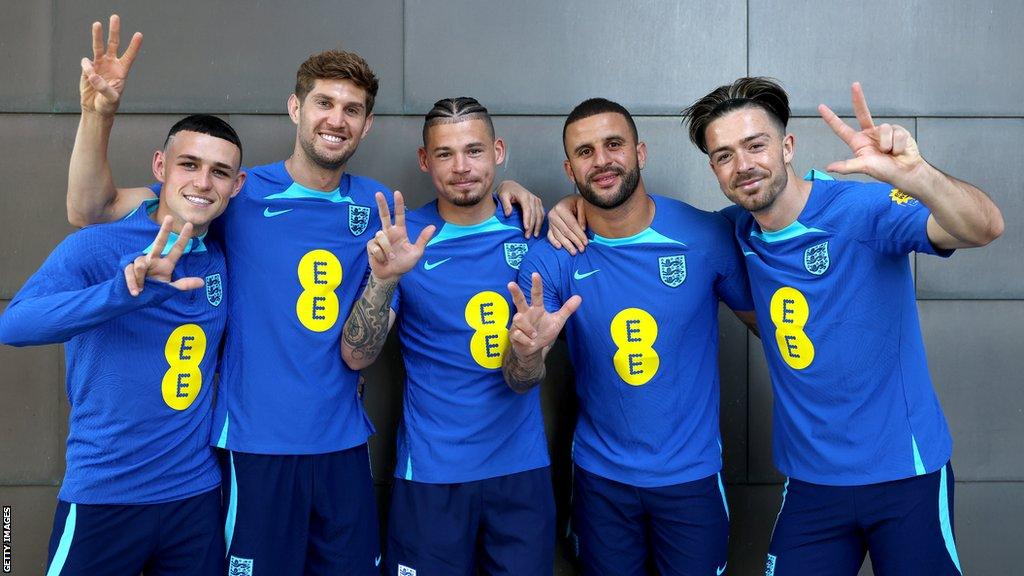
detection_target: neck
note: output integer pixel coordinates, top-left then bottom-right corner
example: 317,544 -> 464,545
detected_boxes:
437,194 -> 497,226
285,145 -> 345,192
751,165 -> 812,232
151,205 -> 207,237
585,182 -> 654,238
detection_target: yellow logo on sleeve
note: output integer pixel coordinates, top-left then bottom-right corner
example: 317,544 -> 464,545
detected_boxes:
465,291 -> 510,369
162,324 -> 207,410
610,308 -> 659,386
889,188 -> 917,205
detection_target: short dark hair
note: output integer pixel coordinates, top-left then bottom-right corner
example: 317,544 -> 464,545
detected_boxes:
562,98 -> 638,154
295,49 -> 379,113
163,114 -> 243,166
422,97 -> 494,145
681,77 -> 791,154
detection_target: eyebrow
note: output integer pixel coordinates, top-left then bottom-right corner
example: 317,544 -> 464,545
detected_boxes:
178,154 -> 235,172
709,132 -> 771,156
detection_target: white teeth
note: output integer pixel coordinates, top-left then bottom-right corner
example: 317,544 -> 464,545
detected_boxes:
185,195 -> 213,206
320,133 -> 343,143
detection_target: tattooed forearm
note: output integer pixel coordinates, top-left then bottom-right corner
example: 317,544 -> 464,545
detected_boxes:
342,274 -> 398,367
502,346 -> 546,393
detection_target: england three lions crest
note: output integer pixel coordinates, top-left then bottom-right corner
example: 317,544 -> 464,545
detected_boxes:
658,255 -> 686,287
205,273 -> 223,307
504,242 -> 528,269
349,205 -> 371,236
804,241 -> 830,276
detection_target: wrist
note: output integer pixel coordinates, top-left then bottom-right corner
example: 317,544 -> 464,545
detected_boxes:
370,271 -> 401,284
80,110 -> 117,124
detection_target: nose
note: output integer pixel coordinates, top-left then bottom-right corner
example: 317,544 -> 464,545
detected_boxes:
735,149 -> 756,172
326,105 -> 345,128
452,153 -> 470,173
592,146 -> 610,167
193,168 -> 213,191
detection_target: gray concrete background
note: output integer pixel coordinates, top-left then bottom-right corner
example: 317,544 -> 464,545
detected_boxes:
1,1 -> 1021,574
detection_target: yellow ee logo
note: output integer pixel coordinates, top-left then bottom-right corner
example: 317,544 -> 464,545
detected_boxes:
161,324 -> 207,410
769,287 -> 815,370
296,249 -> 342,332
610,308 -> 659,386
465,291 -> 509,369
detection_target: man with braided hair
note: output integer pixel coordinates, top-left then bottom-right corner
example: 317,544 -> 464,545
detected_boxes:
341,97 -> 559,576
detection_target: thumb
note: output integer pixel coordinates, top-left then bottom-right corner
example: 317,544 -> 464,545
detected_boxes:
825,157 -> 871,175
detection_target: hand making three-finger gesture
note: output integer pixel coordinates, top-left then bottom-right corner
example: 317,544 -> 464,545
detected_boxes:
367,191 -> 436,281
80,14 -> 142,117
506,273 -> 582,359
124,216 -> 205,296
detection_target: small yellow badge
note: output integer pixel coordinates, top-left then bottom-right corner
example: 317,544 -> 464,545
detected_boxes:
889,188 -> 915,205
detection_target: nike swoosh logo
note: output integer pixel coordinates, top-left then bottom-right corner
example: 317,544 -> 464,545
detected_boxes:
423,257 -> 452,270
717,562 -> 727,575
573,269 -> 600,280
375,554 -> 381,567
263,207 -> 293,218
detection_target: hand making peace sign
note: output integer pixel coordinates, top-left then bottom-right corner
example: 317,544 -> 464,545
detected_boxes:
367,191 -> 436,282
124,216 -> 205,296
80,14 -> 143,117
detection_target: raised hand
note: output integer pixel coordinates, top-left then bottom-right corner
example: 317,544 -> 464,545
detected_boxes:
819,82 -> 925,187
506,273 -> 582,358
495,180 -> 545,238
124,216 -> 204,296
367,191 -> 435,281
80,14 -> 143,117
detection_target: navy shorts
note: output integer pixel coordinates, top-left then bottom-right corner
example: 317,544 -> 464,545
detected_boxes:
385,466 -> 555,576
572,466 -> 730,576
222,445 -> 380,576
766,461 -> 962,576
45,487 -> 222,576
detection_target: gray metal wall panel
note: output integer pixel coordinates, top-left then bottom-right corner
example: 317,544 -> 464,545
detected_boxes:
915,119 -> 1022,299
0,303 -> 65,485
0,1 -> 53,111
0,486 -> 61,574
404,0 -> 747,114
785,117 -> 916,184
0,115 -> 77,298
53,1 -> 405,114
920,301 -> 1024,481
953,482 -> 1024,575
635,117 -> 734,212
750,1 -> 1024,116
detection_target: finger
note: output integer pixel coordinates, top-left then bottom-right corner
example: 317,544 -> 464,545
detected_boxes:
367,240 -> 388,264
164,222 -> 193,266
150,215 -> 174,258
530,273 -> 543,309
892,126 -> 910,156
87,71 -> 118,102
554,294 -> 583,322
170,277 -> 205,291
413,224 -> 436,250
124,263 -> 140,296
122,32 -> 143,69
507,282 -> 530,313
531,198 -> 545,238
509,327 -> 536,348
546,230 -> 568,254
510,313 -> 539,339
375,191 -> 393,231
850,81 -> 875,131
519,198 -> 533,239
818,104 -> 858,146
91,21 -> 104,60
393,190 -> 406,230
500,188 -> 514,217
877,123 -> 893,154
107,14 -> 121,56
825,157 -> 872,176
131,258 -> 146,294
374,230 -> 395,259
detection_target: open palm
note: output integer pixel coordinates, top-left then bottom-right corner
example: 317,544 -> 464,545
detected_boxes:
80,14 -> 142,116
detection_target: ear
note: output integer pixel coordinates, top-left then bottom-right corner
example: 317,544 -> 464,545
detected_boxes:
288,94 -> 301,125
417,147 -> 429,173
563,159 -> 576,184
782,133 -> 796,165
230,171 -> 247,199
493,138 -> 506,166
636,140 -> 648,170
152,150 -> 167,183
360,113 -> 375,139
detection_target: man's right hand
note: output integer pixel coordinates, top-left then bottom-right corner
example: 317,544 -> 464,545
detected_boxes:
80,14 -> 142,117
507,272 -> 581,358
124,216 -> 204,296
546,194 -> 588,255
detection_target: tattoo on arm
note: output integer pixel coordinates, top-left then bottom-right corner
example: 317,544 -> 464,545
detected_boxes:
503,347 -> 546,393
343,274 -> 398,365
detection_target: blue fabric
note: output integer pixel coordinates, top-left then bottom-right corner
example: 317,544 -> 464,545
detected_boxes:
767,462 -> 961,575
392,200 -> 549,483
386,467 -> 555,576
572,466 -> 729,576
729,178 -> 954,485
46,490 -> 222,576
220,446 -> 380,576
195,161 -> 391,454
0,204 -> 225,504
519,195 -> 753,487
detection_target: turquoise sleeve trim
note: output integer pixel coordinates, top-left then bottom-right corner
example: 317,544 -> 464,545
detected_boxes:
224,452 -> 238,554
912,435 -> 927,475
45,503 -> 76,576
939,464 -> 963,574
803,169 -> 835,181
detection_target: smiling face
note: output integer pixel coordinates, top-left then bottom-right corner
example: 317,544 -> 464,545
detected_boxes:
289,78 -> 374,172
562,112 -> 646,210
419,118 -> 505,209
703,105 -> 794,213
152,130 -> 244,235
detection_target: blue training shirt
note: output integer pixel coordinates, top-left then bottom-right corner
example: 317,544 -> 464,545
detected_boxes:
187,161 -> 391,454
392,199 -> 549,483
726,171 -> 954,485
519,194 -> 753,488
0,199 -> 225,504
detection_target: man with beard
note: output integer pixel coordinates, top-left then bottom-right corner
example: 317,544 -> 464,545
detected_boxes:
679,78 -> 1003,575
503,98 -> 758,576
340,97 -> 562,576
64,16 -> 543,576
